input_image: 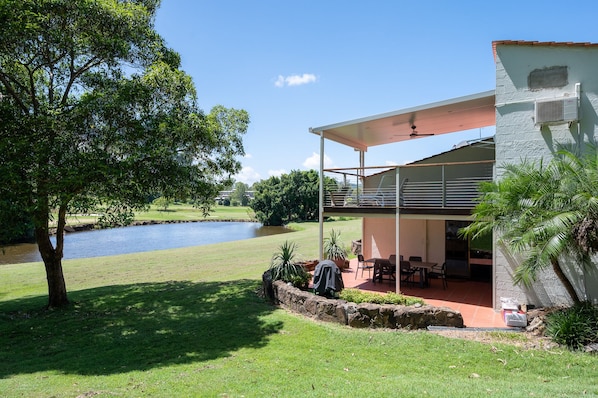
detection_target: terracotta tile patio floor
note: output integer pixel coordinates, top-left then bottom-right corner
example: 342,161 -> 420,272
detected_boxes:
342,258 -> 506,328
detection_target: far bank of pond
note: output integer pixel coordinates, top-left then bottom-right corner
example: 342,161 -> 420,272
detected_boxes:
1,221 -> 291,265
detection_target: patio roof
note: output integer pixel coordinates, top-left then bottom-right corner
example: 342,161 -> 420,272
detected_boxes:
309,90 -> 496,152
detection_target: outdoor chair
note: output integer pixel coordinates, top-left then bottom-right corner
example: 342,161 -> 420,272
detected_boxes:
359,176 -> 407,207
386,254 -> 398,281
428,262 -> 448,289
354,254 -> 373,279
400,260 -> 416,285
373,258 -> 395,283
329,186 -> 351,206
407,256 -> 423,275
359,175 -> 391,206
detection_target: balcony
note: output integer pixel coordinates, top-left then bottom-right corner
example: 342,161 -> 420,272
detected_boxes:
323,160 -> 494,216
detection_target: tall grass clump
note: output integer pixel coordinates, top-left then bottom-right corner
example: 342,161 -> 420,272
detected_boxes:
545,301 -> 598,350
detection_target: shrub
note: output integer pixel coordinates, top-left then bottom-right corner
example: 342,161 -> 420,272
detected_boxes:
269,241 -> 311,288
545,301 -> 598,350
339,288 -> 424,306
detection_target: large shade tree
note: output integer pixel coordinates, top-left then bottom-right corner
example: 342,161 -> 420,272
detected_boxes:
462,144 -> 598,304
0,0 -> 249,308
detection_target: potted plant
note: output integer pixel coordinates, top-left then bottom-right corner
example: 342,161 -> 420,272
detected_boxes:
324,229 -> 349,270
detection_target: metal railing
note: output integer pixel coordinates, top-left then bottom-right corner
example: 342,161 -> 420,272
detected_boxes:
324,161 -> 494,210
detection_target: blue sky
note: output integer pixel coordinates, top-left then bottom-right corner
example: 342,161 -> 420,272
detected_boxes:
155,1 -> 598,185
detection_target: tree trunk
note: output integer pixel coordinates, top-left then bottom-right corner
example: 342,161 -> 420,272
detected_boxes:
551,258 -> 580,304
43,254 -> 69,308
35,204 -> 69,308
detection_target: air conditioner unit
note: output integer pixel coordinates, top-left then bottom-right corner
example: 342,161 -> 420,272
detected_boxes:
535,97 -> 579,125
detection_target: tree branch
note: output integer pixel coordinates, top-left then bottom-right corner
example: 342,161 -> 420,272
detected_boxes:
60,55 -> 105,107
0,73 -> 28,112
25,63 -> 39,114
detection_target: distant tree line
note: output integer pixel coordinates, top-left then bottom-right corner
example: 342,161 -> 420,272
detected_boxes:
250,169 -> 337,226
218,182 -> 252,207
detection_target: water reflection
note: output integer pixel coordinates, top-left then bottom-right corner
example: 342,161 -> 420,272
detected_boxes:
0,222 -> 290,265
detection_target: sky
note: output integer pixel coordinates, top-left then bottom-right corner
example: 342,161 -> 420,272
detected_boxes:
155,0 -> 598,185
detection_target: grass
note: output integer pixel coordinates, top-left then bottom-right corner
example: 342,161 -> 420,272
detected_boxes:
135,203 -> 256,222
1,219 -> 597,397
56,204 -> 256,227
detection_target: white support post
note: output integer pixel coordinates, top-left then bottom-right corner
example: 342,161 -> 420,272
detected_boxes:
318,130 -> 325,260
395,168 -> 401,294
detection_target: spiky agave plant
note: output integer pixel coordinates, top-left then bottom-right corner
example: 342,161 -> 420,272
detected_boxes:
324,229 -> 348,261
269,240 -> 311,287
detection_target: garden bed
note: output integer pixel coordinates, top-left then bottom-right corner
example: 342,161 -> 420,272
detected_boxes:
269,280 -> 464,329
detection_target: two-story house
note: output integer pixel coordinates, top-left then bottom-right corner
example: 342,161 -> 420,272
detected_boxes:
310,40 -> 598,310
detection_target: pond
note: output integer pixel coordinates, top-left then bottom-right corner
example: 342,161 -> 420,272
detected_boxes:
0,222 -> 291,265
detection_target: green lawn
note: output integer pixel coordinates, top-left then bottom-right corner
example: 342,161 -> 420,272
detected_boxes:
134,203 -> 256,222
56,204 -> 256,228
1,219 -> 597,397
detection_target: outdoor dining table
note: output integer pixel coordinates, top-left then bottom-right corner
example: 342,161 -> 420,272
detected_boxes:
408,261 -> 437,288
365,258 -> 395,283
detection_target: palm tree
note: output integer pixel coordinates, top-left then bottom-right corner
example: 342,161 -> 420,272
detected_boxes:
463,144 -> 598,304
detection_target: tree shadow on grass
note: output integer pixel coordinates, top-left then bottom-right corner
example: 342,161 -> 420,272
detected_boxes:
0,280 -> 281,377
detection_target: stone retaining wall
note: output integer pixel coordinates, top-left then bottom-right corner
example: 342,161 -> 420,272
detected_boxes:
271,280 -> 464,329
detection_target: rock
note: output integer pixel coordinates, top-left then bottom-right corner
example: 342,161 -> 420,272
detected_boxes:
585,343 -> 598,354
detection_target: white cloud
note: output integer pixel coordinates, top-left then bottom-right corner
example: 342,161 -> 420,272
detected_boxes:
244,153 -> 253,159
303,152 -> 334,169
234,166 -> 261,184
274,73 -> 317,88
274,76 -> 286,88
268,168 -> 287,178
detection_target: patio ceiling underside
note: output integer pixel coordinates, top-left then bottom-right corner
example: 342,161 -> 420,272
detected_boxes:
310,90 -> 496,151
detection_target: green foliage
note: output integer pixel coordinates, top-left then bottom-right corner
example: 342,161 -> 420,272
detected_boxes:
339,288 -> 424,305
96,204 -> 135,228
0,199 -> 34,244
251,170 -> 335,226
462,143 -> 598,303
230,182 -> 251,206
324,228 -> 348,260
0,0 -> 249,306
269,241 -> 311,288
545,302 -> 598,350
152,196 -> 174,211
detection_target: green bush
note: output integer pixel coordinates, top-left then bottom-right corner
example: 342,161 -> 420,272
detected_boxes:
545,301 -> 598,350
339,288 -> 424,306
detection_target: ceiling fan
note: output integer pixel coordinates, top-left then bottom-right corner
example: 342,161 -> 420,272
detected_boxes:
409,125 -> 434,138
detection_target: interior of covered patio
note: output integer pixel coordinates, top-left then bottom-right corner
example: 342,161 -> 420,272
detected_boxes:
343,258 -> 504,328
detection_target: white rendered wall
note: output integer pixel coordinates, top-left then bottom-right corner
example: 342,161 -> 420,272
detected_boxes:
494,43 -> 598,307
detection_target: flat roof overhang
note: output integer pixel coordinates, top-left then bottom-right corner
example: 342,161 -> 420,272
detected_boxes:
310,90 -> 496,151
